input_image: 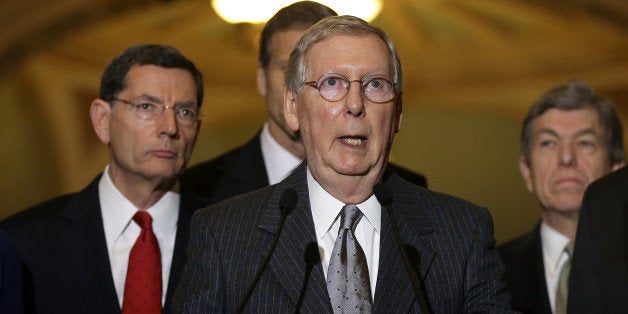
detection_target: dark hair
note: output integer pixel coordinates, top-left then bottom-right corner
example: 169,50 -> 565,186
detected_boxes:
99,44 -> 204,107
520,80 -> 624,164
258,1 -> 336,69
285,15 -> 403,97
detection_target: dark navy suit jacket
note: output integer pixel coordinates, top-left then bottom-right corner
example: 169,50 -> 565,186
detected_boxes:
173,162 -> 512,313
1,175 -> 208,314
0,228 -> 23,314
181,133 -> 427,205
498,224 -> 552,314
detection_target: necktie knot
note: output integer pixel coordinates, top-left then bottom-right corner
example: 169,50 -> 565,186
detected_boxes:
340,204 -> 363,231
564,241 -> 574,257
133,211 -> 153,230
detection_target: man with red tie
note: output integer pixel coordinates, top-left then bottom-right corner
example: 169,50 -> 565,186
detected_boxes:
1,44 -> 208,314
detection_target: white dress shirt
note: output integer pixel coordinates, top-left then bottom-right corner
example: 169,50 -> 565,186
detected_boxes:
99,166 -> 179,307
260,123 -> 303,185
307,169 -> 381,299
540,222 -> 572,313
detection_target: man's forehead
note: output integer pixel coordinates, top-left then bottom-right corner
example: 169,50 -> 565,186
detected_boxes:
534,107 -> 601,126
305,35 -> 392,72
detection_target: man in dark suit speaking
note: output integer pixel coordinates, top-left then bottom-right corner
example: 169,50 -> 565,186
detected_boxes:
180,1 -> 426,206
1,44 -> 208,313
173,16 -> 511,312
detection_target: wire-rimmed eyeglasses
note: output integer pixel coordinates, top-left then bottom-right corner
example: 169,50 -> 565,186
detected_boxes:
111,98 -> 200,127
303,73 -> 397,104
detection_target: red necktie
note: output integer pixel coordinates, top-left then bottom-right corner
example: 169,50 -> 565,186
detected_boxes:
122,211 -> 162,314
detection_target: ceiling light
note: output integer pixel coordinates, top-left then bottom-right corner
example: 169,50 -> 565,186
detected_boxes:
211,0 -> 383,24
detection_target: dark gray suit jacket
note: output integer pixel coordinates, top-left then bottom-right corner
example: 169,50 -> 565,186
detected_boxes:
180,133 -> 427,205
497,224 -> 551,314
173,163 -> 511,313
1,175 -> 209,314
568,166 -> 628,313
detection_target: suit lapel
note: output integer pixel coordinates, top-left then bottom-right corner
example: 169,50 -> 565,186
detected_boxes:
520,228 -> 552,314
60,177 -> 120,313
374,174 -> 435,313
260,163 -> 333,312
164,192 -> 207,312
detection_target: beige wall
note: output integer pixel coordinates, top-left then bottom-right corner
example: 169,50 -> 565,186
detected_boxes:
2,0 -> 628,245
7,63 -> 625,243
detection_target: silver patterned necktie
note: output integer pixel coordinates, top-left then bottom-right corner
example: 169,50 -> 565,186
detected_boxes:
327,204 -> 373,313
555,242 -> 574,314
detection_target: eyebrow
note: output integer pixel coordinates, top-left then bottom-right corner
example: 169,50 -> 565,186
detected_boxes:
136,94 -> 197,107
536,127 -> 599,138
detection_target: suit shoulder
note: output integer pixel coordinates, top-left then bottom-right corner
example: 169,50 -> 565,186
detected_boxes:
183,145 -> 245,180
497,229 -> 537,263
389,176 -> 490,224
586,166 -> 628,198
417,185 -> 487,215
1,194 -> 75,233
180,145 -> 248,195
193,184 -> 274,220
387,163 -> 428,188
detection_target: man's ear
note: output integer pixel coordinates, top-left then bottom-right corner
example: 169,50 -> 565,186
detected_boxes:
90,99 -> 112,145
395,99 -> 402,133
283,88 -> 300,132
518,155 -> 534,193
256,64 -> 267,96
612,161 -> 625,171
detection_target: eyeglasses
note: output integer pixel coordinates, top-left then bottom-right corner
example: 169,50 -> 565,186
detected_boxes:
303,73 -> 397,104
111,98 -> 200,127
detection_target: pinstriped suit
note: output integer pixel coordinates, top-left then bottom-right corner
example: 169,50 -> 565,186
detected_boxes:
173,163 -> 512,313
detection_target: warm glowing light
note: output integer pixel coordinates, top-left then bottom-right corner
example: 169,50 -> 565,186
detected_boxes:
315,0 -> 382,22
211,0 -> 383,24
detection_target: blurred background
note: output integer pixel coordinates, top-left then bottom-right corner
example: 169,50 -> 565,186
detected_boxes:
1,0 -> 627,244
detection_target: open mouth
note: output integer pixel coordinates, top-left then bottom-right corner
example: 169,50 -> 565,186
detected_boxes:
341,136 -> 366,146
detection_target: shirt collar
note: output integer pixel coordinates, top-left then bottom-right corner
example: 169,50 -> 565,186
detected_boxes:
307,168 -> 381,240
540,222 -> 572,271
100,166 -> 180,241
260,123 -> 303,184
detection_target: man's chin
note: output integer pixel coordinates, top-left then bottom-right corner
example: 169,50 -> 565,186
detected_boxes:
141,164 -> 181,181
548,198 -> 582,214
332,163 -> 376,177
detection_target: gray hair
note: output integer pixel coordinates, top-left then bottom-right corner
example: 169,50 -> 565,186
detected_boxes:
285,15 -> 403,99
520,80 -> 624,165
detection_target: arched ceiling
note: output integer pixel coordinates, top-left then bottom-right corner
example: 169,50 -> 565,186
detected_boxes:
3,0 -> 628,240
3,0 -> 628,115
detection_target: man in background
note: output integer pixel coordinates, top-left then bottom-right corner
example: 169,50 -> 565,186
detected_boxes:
1,44 -> 208,313
498,80 -> 625,314
568,166 -> 628,313
181,1 -> 426,205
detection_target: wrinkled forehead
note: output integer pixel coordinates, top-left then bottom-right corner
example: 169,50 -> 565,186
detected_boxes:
530,107 -> 605,138
303,34 -> 393,76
